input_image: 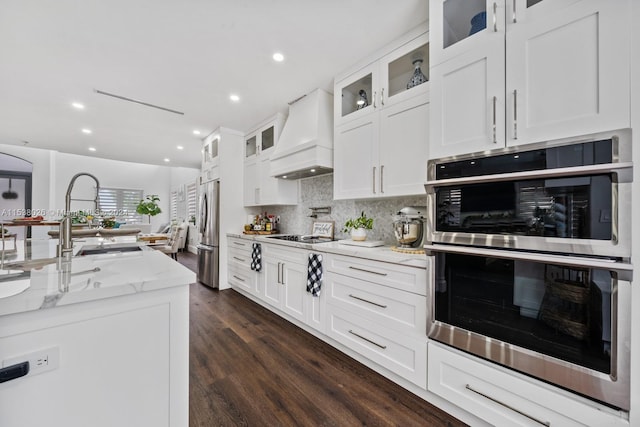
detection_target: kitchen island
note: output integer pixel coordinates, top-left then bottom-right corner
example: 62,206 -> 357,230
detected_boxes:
0,237 -> 193,427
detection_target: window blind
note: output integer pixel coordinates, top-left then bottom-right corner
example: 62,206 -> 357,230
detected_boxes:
170,190 -> 178,221
98,187 -> 143,223
186,182 -> 197,221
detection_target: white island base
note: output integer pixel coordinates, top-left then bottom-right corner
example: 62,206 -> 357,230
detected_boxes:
0,238 -> 192,427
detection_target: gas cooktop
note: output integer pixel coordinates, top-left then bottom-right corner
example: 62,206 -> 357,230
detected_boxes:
266,235 -> 335,245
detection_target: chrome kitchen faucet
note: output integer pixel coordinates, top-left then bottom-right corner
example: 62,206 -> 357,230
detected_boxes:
57,172 -> 100,258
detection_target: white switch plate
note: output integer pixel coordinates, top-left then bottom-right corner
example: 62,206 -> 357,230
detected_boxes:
3,346 -> 60,377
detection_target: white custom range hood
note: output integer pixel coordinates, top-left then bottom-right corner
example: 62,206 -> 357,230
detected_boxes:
270,88 -> 333,180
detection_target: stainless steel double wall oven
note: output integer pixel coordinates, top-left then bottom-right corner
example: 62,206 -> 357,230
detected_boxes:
424,130 -> 633,410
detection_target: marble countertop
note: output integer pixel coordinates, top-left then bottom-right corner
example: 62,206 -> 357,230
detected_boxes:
0,236 -> 195,317
227,233 -> 428,268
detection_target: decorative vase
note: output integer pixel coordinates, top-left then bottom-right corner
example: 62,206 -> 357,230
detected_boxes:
469,11 -> 487,36
406,59 -> 427,89
356,89 -> 369,110
351,228 -> 367,241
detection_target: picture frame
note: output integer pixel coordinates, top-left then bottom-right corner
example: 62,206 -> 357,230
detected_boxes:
311,220 -> 334,239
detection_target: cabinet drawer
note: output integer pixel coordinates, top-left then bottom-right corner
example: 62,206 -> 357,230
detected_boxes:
228,263 -> 257,294
228,237 -> 253,253
428,343 -> 628,427
327,305 -> 426,389
263,242 -> 309,264
229,246 -> 252,269
325,271 -> 426,336
324,254 -> 427,295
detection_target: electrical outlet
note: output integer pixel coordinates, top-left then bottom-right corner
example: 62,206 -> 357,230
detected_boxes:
3,346 -> 59,377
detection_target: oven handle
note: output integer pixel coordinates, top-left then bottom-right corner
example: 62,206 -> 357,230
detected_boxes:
424,244 -> 633,281
425,162 -> 633,190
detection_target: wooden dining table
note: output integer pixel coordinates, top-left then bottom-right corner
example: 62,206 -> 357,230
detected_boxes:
137,233 -> 170,244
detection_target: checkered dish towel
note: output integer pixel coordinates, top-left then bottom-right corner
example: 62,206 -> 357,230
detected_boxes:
250,243 -> 262,272
306,253 -> 323,297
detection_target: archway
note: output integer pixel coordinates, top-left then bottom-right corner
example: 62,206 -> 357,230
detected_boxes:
0,153 -> 33,239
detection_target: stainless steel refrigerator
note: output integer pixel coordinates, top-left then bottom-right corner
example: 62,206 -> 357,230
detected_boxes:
197,179 -> 219,288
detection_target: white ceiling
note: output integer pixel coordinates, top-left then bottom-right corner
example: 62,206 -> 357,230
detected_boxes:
0,0 -> 428,169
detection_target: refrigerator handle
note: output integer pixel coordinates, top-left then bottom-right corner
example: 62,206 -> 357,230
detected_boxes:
197,244 -> 215,251
199,192 -> 208,235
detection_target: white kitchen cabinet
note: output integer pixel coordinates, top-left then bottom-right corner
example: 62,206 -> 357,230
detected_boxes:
261,243 -> 325,333
227,238 -> 259,296
428,342 -> 628,427
200,133 -> 220,183
333,29 -> 430,200
324,253 -> 428,389
429,0 -> 631,159
243,114 -> 298,207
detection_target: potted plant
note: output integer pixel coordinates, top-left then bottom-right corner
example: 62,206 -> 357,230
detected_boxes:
136,194 -> 162,224
343,211 -> 374,241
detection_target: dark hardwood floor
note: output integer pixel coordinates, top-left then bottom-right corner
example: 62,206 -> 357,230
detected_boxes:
177,251 -> 467,427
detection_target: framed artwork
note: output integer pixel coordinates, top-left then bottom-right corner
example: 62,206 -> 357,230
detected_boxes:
311,221 -> 334,239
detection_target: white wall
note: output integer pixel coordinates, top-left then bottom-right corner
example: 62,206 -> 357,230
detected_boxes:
0,144 -> 199,238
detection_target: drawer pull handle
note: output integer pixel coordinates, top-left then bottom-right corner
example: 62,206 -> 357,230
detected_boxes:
348,266 -> 388,276
233,242 -> 246,246
348,294 -> 387,308
232,275 -> 245,282
465,384 -> 550,426
233,256 -> 245,262
348,330 -> 387,349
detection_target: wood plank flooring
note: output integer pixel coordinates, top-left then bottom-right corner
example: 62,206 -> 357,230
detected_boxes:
177,251 -> 467,426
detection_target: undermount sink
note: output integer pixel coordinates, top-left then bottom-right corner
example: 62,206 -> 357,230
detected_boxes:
76,243 -> 143,256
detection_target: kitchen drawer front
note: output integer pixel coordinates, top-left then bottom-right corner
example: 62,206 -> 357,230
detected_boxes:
325,271 -> 426,336
327,305 -> 427,389
324,254 -> 427,295
262,242 -> 309,265
428,342 -> 628,427
228,237 -> 253,254
229,246 -> 252,270
228,263 -> 257,295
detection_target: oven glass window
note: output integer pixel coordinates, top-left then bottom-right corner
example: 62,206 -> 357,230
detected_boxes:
434,253 -> 613,374
435,175 -> 612,239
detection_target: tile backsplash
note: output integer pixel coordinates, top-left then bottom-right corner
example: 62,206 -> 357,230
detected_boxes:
247,174 -> 426,244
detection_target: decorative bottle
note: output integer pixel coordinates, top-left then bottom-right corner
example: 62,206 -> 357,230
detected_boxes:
406,59 -> 427,89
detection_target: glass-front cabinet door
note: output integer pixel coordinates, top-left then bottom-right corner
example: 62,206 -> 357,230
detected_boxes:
245,135 -> 257,159
335,63 -> 377,126
430,0 -> 505,67
380,32 -> 429,108
260,125 -> 275,154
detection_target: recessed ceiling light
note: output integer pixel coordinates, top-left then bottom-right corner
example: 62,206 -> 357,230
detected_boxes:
88,147 -> 96,152
72,102 -> 85,110
282,175 -> 287,179
177,145 -> 184,150
229,94 -> 240,102
81,128 -> 92,134
310,169 -> 316,173
193,130 -> 201,135
272,52 -> 284,62
164,158 -> 170,162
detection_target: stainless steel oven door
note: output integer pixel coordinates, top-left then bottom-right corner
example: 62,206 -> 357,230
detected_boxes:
425,244 -> 632,410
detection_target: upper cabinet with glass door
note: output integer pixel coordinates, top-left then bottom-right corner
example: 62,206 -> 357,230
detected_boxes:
244,115 -> 281,161
335,31 -> 429,127
430,0 -> 499,67
201,133 -> 220,183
